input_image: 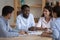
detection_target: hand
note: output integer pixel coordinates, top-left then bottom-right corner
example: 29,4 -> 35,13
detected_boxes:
19,30 -> 28,35
41,32 -> 51,37
43,28 -> 48,31
10,23 -> 16,28
37,27 -> 48,31
45,31 -> 52,34
28,27 -> 36,31
44,28 -> 52,34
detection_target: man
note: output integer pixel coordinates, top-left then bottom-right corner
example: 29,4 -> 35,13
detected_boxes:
51,5 -> 60,40
0,6 -> 20,37
16,5 -> 35,32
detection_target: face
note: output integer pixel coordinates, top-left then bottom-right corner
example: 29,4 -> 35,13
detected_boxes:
43,8 -> 50,17
7,11 -> 14,19
59,1 -> 60,6
52,12 -> 57,18
22,7 -> 30,18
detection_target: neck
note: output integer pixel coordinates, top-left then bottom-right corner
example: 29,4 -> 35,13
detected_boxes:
45,17 -> 50,19
45,16 -> 51,23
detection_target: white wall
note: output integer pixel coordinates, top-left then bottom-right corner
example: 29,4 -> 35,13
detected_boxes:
25,0 -> 42,18
0,0 -> 14,24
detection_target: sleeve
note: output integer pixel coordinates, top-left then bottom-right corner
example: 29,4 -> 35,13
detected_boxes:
51,21 -> 59,39
0,21 -> 20,37
16,16 -> 22,31
36,18 -> 42,27
30,14 -> 35,27
8,22 -> 19,32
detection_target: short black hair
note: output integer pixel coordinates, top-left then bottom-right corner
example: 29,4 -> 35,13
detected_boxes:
2,6 -> 14,16
42,6 -> 52,17
21,5 -> 30,10
53,6 -> 60,17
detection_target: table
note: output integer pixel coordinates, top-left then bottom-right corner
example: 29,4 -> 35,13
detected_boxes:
0,35 -> 52,40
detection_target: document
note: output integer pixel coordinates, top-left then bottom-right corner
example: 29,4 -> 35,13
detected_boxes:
28,31 -> 43,35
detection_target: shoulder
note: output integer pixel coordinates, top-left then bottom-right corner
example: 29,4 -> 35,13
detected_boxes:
0,17 -> 4,24
29,13 -> 34,17
39,17 -> 44,20
16,14 -> 22,19
51,18 -> 58,25
29,13 -> 34,18
37,17 -> 44,22
55,18 -> 60,23
0,16 -> 3,22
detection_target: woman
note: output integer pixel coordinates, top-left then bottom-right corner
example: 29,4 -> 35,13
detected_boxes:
36,6 -> 52,31
51,6 -> 60,40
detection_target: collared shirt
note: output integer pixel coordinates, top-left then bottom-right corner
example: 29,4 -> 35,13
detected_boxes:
36,17 -> 52,28
51,18 -> 60,40
16,13 -> 35,31
0,16 -> 19,37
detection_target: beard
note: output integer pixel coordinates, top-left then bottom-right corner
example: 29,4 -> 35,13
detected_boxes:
8,17 -> 11,19
23,14 -> 29,19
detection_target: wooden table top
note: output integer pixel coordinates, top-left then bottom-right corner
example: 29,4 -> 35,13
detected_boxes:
0,35 -> 52,40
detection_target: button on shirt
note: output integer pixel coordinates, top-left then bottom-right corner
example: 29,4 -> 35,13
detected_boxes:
0,16 -> 19,37
36,17 -> 52,28
16,13 -> 35,31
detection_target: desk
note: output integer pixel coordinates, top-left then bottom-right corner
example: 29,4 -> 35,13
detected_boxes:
0,35 -> 52,40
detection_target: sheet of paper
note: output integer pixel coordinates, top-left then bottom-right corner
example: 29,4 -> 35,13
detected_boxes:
28,31 -> 43,35
19,34 -> 27,37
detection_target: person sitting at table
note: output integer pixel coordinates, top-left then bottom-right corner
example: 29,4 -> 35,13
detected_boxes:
16,5 -> 35,32
0,6 -> 20,37
51,5 -> 60,40
36,5 -> 52,31
40,5 -> 59,37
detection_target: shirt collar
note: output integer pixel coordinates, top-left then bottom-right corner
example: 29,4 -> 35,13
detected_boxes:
21,13 -> 30,19
56,17 -> 60,20
43,17 -> 52,23
0,16 -> 8,22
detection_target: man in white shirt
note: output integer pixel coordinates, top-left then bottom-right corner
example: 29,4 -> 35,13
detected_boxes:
16,5 -> 35,32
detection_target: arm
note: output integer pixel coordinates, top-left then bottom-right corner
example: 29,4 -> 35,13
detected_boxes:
51,21 -> 59,39
15,17 -> 22,31
16,17 -> 27,34
0,21 -> 20,37
36,18 -> 44,30
8,22 -> 19,32
30,14 -> 35,27
36,18 -> 41,27
28,14 -> 36,31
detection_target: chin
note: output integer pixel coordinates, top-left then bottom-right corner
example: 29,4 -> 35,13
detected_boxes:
25,17 -> 28,18
8,18 -> 11,19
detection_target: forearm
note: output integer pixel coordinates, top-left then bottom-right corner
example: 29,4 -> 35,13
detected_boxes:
5,31 -> 20,37
52,29 -> 59,39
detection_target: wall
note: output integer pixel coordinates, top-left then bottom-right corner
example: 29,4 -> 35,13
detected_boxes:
24,0 -> 42,18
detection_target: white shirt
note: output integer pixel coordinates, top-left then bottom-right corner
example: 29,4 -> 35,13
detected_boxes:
36,17 -> 52,28
16,13 -> 35,31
